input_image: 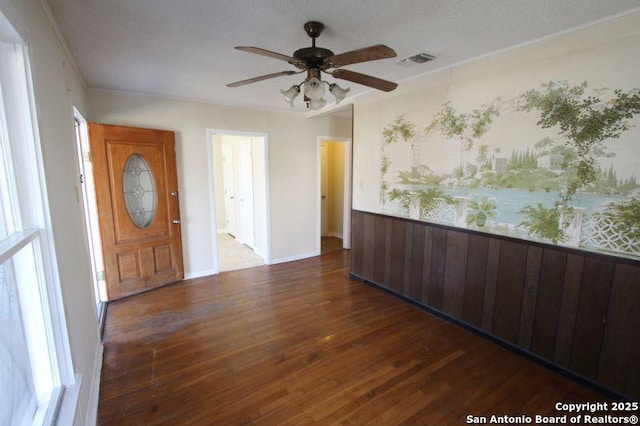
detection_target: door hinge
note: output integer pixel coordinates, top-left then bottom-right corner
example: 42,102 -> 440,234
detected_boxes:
82,151 -> 92,162
96,270 -> 105,281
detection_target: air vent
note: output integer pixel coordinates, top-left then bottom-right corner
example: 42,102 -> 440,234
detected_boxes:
398,52 -> 436,66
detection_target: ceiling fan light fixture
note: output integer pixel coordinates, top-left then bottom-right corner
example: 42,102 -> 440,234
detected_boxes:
228,21 -> 398,110
281,85 -> 300,106
329,83 -> 350,104
303,76 -> 325,100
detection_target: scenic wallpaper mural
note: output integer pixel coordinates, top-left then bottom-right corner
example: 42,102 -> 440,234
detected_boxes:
353,13 -> 640,259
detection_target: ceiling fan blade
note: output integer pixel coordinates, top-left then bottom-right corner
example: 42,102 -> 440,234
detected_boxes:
227,70 -> 298,88
325,45 -> 396,68
331,69 -> 398,92
235,46 -> 305,67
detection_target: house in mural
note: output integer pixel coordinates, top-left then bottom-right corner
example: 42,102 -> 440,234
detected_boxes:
536,154 -> 563,172
493,158 -> 508,173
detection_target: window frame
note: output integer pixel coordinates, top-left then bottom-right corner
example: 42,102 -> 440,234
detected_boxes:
0,7 -> 77,425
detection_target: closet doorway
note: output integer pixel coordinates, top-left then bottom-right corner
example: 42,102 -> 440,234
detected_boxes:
208,131 -> 270,272
318,136 -> 352,254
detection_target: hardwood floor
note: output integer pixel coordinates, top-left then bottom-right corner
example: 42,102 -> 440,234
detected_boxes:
98,250 -> 614,425
321,236 -> 343,254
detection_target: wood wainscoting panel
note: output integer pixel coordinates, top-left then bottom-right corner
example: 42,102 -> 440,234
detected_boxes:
361,213 -> 376,279
427,227 -> 447,311
481,238 -> 501,332
553,253 -> 585,368
419,225 -> 434,306
517,245 -> 543,350
442,230 -> 469,319
350,210 -> 640,400
373,215 -> 388,284
570,257 -> 614,379
409,222 -> 426,302
462,234 -> 489,328
350,210 -> 363,276
529,247 -> 567,358
598,262 -> 640,397
491,240 -> 528,344
388,219 -> 408,294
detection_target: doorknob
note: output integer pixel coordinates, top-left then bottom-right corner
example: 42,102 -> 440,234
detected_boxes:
172,219 -> 181,224
170,191 -> 178,196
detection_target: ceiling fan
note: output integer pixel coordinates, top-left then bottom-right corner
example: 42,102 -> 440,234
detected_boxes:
226,21 -> 398,109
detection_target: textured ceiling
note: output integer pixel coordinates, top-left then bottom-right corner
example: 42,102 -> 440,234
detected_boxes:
44,0 -> 640,113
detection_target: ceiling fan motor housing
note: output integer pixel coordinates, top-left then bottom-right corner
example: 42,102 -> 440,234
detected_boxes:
293,47 -> 335,69
293,21 -> 334,70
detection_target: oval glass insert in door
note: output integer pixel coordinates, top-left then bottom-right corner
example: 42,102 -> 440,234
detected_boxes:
123,154 -> 157,229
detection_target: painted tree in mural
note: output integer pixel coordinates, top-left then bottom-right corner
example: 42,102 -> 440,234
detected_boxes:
381,113 -> 463,216
380,101 -> 500,217
428,101 -> 500,184
380,116 -> 416,205
381,115 -> 440,184
429,102 -> 500,150
476,144 -> 491,171
517,80 -> 640,242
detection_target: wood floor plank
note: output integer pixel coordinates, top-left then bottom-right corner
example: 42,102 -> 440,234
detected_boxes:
99,249 -> 615,425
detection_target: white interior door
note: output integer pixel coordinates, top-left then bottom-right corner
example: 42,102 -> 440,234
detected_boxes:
221,144 -> 236,236
238,141 -> 255,248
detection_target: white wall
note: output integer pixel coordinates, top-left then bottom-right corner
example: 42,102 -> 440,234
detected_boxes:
87,90 -> 352,272
3,0 -> 101,424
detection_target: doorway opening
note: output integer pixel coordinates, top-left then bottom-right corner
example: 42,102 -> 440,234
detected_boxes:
72,109 -> 107,318
319,136 -> 352,255
208,130 -> 270,272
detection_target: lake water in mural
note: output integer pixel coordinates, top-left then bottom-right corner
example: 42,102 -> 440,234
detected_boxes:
441,188 -> 623,224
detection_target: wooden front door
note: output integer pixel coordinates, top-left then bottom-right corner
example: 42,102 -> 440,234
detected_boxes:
89,123 -> 183,300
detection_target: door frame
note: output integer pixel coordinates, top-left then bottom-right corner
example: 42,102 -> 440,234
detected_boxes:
72,108 -> 107,309
207,129 -> 271,273
317,136 -> 352,251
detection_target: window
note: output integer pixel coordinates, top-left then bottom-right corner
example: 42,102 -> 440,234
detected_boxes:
0,11 -> 74,426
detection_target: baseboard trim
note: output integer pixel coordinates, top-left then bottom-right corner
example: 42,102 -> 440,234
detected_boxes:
269,251 -> 320,265
98,302 -> 107,341
84,343 -> 104,426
